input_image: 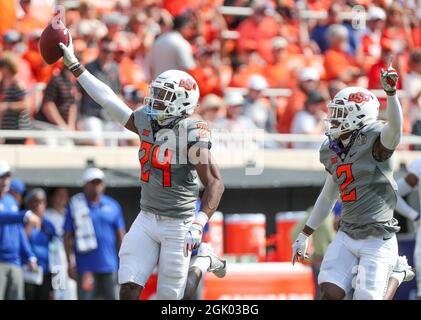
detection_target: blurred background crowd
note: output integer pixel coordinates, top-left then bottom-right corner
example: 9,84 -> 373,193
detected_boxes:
0,0 -> 420,147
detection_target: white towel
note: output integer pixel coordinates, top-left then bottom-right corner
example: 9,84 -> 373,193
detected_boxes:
70,193 -> 98,253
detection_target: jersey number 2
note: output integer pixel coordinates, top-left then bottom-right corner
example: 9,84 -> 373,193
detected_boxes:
336,164 -> 356,202
139,141 -> 172,187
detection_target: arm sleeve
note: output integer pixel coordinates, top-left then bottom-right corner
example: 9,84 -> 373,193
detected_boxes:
395,195 -> 419,221
380,95 -> 403,150
77,70 -> 132,126
0,211 -> 26,225
306,174 -> 340,230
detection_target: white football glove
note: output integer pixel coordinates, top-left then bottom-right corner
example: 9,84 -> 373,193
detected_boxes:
58,31 -> 78,68
380,55 -> 399,95
183,222 -> 203,257
291,232 -> 309,265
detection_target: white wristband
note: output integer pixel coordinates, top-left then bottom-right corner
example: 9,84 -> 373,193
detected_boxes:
23,210 -> 33,223
194,211 -> 209,228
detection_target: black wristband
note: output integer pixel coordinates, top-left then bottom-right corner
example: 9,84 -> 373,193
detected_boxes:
69,62 -> 81,72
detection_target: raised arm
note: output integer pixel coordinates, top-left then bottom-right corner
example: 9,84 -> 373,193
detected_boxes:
373,57 -> 403,161
59,35 -> 138,134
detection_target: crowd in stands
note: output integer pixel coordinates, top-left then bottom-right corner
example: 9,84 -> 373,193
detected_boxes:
0,0 -> 420,148
0,161 -> 125,300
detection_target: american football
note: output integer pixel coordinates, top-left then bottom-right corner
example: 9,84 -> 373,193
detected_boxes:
39,18 -> 69,65
1,0 -> 421,312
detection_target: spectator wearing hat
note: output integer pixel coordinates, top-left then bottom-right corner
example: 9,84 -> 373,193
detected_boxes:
78,37 -> 122,146
16,0 -> 46,35
0,53 -> 32,145
279,67 -> 321,133
0,161 -> 40,300
199,94 -> 225,128
214,91 -> 256,132
63,168 -> 126,300
24,188 -> 57,300
9,178 -> 26,208
146,14 -> 196,80
243,75 -> 273,131
323,24 -> 362,83
291,91 -> 326,149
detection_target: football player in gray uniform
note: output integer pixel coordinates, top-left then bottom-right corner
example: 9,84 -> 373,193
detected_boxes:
395,158 -> 421,299
60,36 -> 225,300
291,57 -> 413,300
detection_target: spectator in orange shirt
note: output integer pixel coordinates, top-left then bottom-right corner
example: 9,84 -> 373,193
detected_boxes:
264,37 -> 292,88
279,67 -> 320,133
16,0 -> 46,35
323,24 -> 361,84
236,0 -> 281,63
22,30 -> 55,84
189,47 -> 223,97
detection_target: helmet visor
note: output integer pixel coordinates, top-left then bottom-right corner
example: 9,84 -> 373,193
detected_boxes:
146,85 -> 176,111
327,100 -> 348,121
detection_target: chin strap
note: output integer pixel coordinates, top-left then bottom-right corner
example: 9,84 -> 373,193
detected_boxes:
328,129 -> 360,160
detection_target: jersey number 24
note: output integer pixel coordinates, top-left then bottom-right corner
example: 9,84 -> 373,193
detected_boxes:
139,141 -> 172,187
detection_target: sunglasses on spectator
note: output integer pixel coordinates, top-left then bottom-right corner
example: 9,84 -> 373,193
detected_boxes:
0,172 -> 11,179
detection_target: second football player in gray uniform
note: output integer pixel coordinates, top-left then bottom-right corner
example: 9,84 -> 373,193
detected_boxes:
292,60 -> 412,299
59,37 -> 225,300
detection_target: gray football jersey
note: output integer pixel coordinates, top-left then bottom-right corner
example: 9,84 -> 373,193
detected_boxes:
320,121 -> 400,239
133,107 -> 211,218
